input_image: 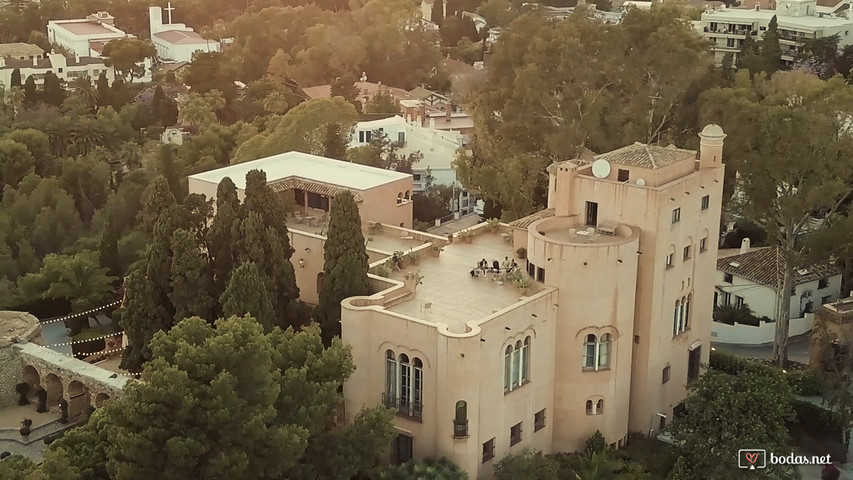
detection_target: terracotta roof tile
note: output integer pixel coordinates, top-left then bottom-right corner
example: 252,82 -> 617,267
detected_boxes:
508,208 -> 555,228
268,177 -> 363,203
593,143 -> 696,169
717,246 -> 840,289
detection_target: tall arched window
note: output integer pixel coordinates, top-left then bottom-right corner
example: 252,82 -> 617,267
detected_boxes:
413,358 -> 423,416
673,300 -> 680,336
504,345 -> 512,392
679,297 -> 686,332
596,399 -> 604,415
583,334 -> 597,368
504,338 -> 531,392
598,334 -> 611,369
454,400 -> 468,438
399,354 -> 411,408
385,350 -> 397,400
586,400 -> 594,415
685,294 -> 692,330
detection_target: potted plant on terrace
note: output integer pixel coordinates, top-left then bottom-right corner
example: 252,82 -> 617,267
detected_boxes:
458,231 -> 473,244
516,247 -> 527,260
486,218 -> 501,233
430,244 -> 443,257
20,418 -> 32,440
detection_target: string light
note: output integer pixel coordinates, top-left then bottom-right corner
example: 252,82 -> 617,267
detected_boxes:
38,301 -> 121,326
46,332 -> 124,348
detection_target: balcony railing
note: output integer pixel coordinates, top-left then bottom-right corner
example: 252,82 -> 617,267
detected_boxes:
453,420 -> 468,438
382,393 -> 423,422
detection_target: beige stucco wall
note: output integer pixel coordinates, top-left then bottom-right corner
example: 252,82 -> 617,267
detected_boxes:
361,177 -> 414,229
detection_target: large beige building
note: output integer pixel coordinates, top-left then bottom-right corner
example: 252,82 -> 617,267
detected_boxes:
341,125 -> 726,477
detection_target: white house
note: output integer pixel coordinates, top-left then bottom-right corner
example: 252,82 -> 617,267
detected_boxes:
713,239 -> 842,344
349,115 -> 479,216
0,52 -> 116,88
47,11 -> 152,83
148,4 -> 220,63
699,0 -> 853,66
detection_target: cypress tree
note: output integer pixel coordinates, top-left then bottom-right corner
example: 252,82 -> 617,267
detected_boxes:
119,264 -> 172,372
431,0 -> 444,25
139,175 -> 177,232
323,123 -> 348,160
42,71 -> 65,106
208,177 -> 240,303
220,261 -> 276,332
96,72 -> 112,107
152,85 -> 178,126
23,75 -> 38,107
317,191 -> 369,344
169,229 -> 214,323
156,145 -> 184,201
98,213 -> 122,278
760,15 -> 782,76
10,68 -> 21,88
111,76 -> 130,110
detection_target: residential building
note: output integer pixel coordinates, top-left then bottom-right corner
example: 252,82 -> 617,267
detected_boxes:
0,43 -> 44,61
302,79 -> 415,106
160,126 -> 194,145
698,0 -> 853,66
420,0 -> 447,22
148,5 -> 220,63
47,11 -> 153,82
0,52 -> 115,88
341,125 -> 726,477
810,296 -> 853,364
713,239 -> 841,344
400,99 -> 476,143
349,115 -> 478,215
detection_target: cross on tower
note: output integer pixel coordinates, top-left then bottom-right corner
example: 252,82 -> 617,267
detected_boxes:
164,1 -> 175,25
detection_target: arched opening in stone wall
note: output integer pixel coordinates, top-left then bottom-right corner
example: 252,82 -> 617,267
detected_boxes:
67,381 -> 90,419
22,365 -> 40,401
317,272 -> 325,296
44,373 -> 63,407
94,392 -> 111,408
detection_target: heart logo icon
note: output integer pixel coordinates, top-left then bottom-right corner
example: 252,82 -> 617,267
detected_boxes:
745,452 -> 759,464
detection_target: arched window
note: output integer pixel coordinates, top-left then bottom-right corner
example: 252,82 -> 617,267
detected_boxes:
598,334 -> 611,369
586,400 -> 594,415
404,190 -> 411,200
454,400 -> 468,437
397,192 -> 403,204
399,354 -> 411,408
596,399 -> 604,415
679,297 -> 686,332
584,334 -> 597,368
504,345 -> 512,392
413,358 -> 423,416
385,350 -> 397,400
685,294 -> 692,331
673,300 -> 680,336
504,338 -> 531,392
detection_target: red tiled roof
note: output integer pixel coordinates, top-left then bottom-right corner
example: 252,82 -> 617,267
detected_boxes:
717,246 -> 840,289
302,81 -> 413,102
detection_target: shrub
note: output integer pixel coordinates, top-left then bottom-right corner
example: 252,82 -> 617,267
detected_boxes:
709,349 -> 752,374
584,431 -> 607,455
788,400 -> 846,462
786,369 -> 825,396
15,383 -> 29,406
516,247 -> 527,259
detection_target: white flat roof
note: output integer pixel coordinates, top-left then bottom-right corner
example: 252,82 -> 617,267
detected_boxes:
703,9 -> 853,28
189,151 -> 411,191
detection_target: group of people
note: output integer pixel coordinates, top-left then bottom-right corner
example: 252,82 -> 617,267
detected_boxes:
470,256 -> 518,278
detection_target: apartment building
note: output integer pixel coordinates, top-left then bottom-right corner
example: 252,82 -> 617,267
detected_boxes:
341,125 -> 726,478
698,0 -> 853,65
0,52 -> 116,88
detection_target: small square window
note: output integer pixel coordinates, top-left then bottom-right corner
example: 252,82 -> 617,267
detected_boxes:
724,273 -> 733,283
700,237 -> 708,252
482,438 -> 495,463
701,195 -> 710,211
534,409 -> 546,432
683,245 -> 691,260
819,278 -> 829,289
413,174 -> 421,181
823,295 -> 832,304
634,335 -> 640,344
510,422 -> 522,446
617,169 -> 629,182
666,253 -> 674,268
672,208 -> 681,224
662,365 -> 671,384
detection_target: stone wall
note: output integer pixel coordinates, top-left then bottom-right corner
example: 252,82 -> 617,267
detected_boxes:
0,311 -> 42,408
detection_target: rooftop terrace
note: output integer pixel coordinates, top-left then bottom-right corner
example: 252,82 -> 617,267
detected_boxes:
386,232 -> 538,334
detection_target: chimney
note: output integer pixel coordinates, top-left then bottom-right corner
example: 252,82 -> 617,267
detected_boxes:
740,237 -> 751,254
33,56 -> 38,66
445,101 -> 452,122
74,54 -> 80,64
429,117 -> 436,129
698,124 -> 726,169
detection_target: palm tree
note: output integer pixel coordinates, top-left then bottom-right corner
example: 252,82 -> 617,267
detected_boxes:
572,452 -> 622,480
3,86 -> 25,119
70,77 -> 100,113
46,253 -> 117,312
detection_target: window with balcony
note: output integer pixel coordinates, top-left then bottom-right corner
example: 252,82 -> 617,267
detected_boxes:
454,401 -> 468,438
534,409 -> 546,432
383,351 -> 424,421
482,438 -> 495,463
510,422 -> 523,446
504,337 -> 530,393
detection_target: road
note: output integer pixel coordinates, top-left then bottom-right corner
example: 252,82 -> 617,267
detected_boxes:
712,333 -> 812,365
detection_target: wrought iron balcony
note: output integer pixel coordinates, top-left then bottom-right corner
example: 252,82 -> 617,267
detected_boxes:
382,393 -> 423,422
453,420 -> 469,438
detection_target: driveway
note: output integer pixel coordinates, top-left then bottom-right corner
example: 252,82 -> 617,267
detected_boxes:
712,333 -> 811,365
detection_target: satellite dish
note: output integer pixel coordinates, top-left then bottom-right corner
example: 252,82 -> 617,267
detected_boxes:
635,178 -> 646,186
591,159 -> 611,179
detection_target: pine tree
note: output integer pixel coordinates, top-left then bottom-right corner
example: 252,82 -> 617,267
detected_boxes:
96,72 -> 112,107
761,15 -> 782,76
42,71 -> 65,107
10,68 -> 21,88
317,191 -> 369,344
23,75 -> 38,108
208,177 -> 241,304
323,123 -> 348,160
431,0 -> 445,26
98,213 -> 122,278
220,261 -> 276,332
169,229 -> 214,323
